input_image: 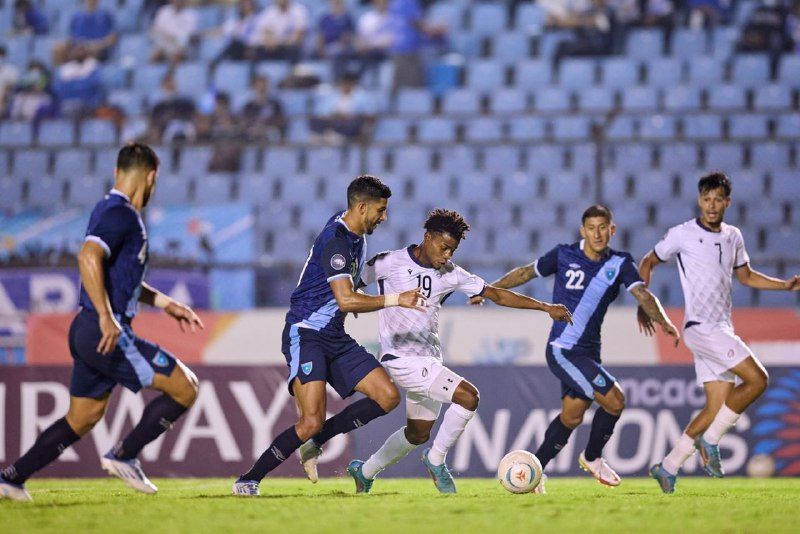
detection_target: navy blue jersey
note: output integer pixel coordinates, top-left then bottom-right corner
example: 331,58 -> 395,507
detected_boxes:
285,212 -> 367,334
535,241 -> 643,353
79,190 -> 148,321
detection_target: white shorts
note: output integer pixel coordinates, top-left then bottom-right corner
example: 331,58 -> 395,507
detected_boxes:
381,355 -> 464,421
683,322 -> 754,386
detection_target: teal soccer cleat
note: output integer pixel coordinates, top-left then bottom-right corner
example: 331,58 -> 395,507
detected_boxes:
650,463 -> 677,494
695,436 -> 725,478
347,460 -> 374,494
421,448 -> 456,494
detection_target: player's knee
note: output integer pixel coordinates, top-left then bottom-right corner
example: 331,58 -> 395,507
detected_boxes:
375,383 -> 400,412
606,392 -> 625,416
404,427 -> 430,445
750,368 -> 769,396
560,412 -> 584,429
458,389 -> 480,411
296,414 -> 325,440
171,373 -> 199,408
67,406 -> 105,436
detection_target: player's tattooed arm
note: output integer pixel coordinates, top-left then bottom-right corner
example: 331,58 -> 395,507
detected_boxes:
482,285 -> 572,324
468,262 -> 537,306
735,263 -> 800,291
630,284 -> 680,346
140,282 -> 205,333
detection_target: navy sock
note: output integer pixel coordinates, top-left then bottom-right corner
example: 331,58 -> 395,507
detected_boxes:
240,425 -> 303,482
312,398 -> 388,446
584,409 -> 621,462
113,395 -> 188,460
535,415 -> 575,470
2,417 -> 79,484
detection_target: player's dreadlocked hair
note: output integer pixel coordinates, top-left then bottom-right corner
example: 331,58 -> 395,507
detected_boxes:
117,142 -> 159,173
347,174 -> 392,207
698,172 -> 731,197
424,208 -> 470,241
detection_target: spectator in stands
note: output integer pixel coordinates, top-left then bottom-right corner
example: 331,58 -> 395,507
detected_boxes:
52,44 -> 104,115
310,71 -> 375,143
355,0 -> 394,82
150,0 -> 199,63
790,1 -> 800,54
213,0 -> 262,64
316,0 -> 356,80
388,0 -> 446,89
148,70 -> 197,142
11,0 -> 48,35
197,91 -> 245,172
543,0 -> 614,61
642,0 -> 674,30
56,0 -> 117,63
687,0 -> 727,29
253,0 -> 309,62
737,0 -> 793,72
0,46 -> 20,114
7,60 -> 56,122
242,75 -> 286,141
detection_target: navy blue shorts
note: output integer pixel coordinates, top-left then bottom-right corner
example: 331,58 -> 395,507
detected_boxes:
545,344 -> 616,401
281,323 -> 381,399
68,310 -> 178,399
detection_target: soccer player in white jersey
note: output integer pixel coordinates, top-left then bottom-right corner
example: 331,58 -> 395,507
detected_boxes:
640,173 -> 800,494
342,209 -> 573,493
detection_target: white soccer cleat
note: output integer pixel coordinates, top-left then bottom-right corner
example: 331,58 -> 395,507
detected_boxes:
100,452 -> 158,494
232,479 -> 260,497
298,440 -> 322,483
533,473 -> 548,494
0,477 -> 32,502
578,452 -> 621,487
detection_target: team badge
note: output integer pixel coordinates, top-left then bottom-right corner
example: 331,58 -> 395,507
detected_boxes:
605,268 -> 616,280
302,362 -> 314,375
152,351 -> 169,367
331,254 -> 346,270
593,374 -> 606,387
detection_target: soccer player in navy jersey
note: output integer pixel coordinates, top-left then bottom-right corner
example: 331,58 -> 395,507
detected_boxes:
233,175 -> 425,497
471,205 -> 679,492
0,143 -> 203,501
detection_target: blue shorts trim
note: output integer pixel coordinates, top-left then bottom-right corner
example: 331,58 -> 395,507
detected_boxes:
546,344 -> 616,401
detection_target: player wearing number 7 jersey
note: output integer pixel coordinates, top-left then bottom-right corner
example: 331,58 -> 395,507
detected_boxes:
342,209 -> 572,494
471,205 -> 679,492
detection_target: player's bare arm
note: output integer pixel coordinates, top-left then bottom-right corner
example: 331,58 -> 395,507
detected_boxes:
630,284 -> 680,346
139,282 -> 205,333
482,285 -> 572,324
735,264 -> 800,291
330,276 -> 426,313
468,262 -> 538,305
636,250 -> 663,335
77,240 -> 121,355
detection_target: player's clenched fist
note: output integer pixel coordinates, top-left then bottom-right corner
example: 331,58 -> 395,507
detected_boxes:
97,313 -> 122,355
546,303 -> 572,324
399,289 -> 427,311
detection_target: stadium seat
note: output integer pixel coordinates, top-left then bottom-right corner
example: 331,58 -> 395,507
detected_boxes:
482,145 -> 520,174
632,172 -> 674,202
625,28 -> 664,59
264,147 -> 300,175
731,54 -> 771,88
612,143 -> 652,173
609,201 -> 648,228
67,175 -> 106,207
282,175 -> 319,204
0,176 -> 24,211
395,88 -> 434,115
464,117 -> 503,142
117,34 -> 149,66
439,145 -> 477,175
639,115 -> 676,140
534,86 -> 570,112
5,34 -> 30,66
753,84 -> 792,111
659,142 -> 700,172
285,120 -> 310,143
393,145 -> 433,175
178,147 -> 213,176
305,147 -> 343,176
747,201 -> 784,228
727,170 -> 764,198
270,229 -> 312,261
407,173 -> 453,202
751,142 -> 790,171
655,200 -> 696,226
466,60 -> 505,92
778,55 -> 800,87
108,90 -> 144,117
546,173 -> 590,202
707,84 -> 747,110
417,118 -> 457,143
515,2 -> 546,33
600,58 -> 640,89
499,172 -> 539,202
30,36 -> 58,67
712,26 -> 739,58
514,59 -> 553,87
174,62 -> 208,99
646,57 -> 683,88
79,119 -> 117,147
605,116 -> 637,140
551,116 -> 591,141
13,149 -> 50,178
683,114 -> 723,139
457,173 -> 497,203
559,58 -> 596,91
507,117 -> 546,141
771,170 -> 800,200
687,56 -> 724,88
569,143 -> 596,174
213,62 -> 251,95
489,88 -> 528,114
134,63 -> 170,93
705,142 -> 744,169
239,173 -> 276,202
602,169 -> 630,200
254,61 -> 291,85
776,114 -> 800,138
577,86 -> 614,113
194,173 -> 233,204
100,64 -> 127,91
620,86 -> 658,112
427,1 -> 465,31
27,176 -> 63,207
279,90 -> 310,116
663,86 -> 702,111
36,119 -> 75,147
671,28 -> 707,58
199,35 -> 227,61
728,114 -> 769,140
470,2 -> 507,36
525,145 -> 565,172
442,88 -> 481,114
53,149 -> 91,177
491,32 -> 531,64
538,30 -> 572,58
373,118 -> 410,143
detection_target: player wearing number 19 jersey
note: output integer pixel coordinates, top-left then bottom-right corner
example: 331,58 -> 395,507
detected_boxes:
482,205 -> 679,492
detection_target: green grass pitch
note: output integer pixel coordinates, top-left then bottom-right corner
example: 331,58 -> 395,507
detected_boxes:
4,477 -> 800,533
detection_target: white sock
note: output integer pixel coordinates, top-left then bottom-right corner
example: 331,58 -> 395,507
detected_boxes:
704,404 -> 741,445
662,433 -> 696,475
427,404 -> 475,466
362,427 -> 417,480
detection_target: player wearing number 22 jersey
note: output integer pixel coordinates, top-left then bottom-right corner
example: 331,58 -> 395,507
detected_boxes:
486,204 -> 678,492
345,209 -> 572,494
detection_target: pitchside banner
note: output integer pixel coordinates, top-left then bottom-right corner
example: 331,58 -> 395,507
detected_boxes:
1,366 -> 798,478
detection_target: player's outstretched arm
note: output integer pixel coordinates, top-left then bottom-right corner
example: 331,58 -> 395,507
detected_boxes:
139,282 -> 205,333
330,276 -> 426,314
78,240 -> 121,355
468,262 -> 538,305
630,284 -> 680,346
481,285 -> 572,324
636,250 -> 663,334
735,264 -> 800,291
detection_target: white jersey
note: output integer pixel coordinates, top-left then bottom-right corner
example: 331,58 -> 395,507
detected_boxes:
361,246 -> 486,361
653,219 -> 750,327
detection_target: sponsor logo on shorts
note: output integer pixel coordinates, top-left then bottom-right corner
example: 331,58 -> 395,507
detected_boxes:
422,368 -> 428,377
152,351 -> 169,367
331,254 -> 346,271
302,362 -> 313,375
727,349 -> 735,359
593,374 -> 607,387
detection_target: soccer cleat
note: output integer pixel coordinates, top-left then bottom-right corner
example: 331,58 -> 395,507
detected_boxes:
421,448 -> 456,494
298,440 -> 322,483
650,463 -> 677,494
578,452 -> 621,487
232,478 -> 260,497
695,436 -> 725,478
533,473 -> 548,494
0,475 -> 32,502
346,460 -> 373,494
100,451 -> 157,494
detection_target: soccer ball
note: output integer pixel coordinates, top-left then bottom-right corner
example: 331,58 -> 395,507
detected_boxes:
497,450 -> 543,494
746,454 -> 776,478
